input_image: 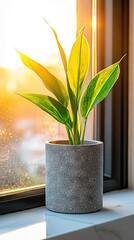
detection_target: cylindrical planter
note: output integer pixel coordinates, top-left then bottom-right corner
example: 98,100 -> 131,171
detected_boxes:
45,140 -> 103,213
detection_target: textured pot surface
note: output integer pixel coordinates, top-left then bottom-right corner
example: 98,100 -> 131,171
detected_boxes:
45,140 -> 103,213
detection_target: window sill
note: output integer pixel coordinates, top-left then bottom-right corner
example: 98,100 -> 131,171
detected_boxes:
0,189 -> 134,240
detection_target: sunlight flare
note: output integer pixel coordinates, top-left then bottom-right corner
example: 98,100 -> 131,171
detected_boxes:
0,0 -> 76,69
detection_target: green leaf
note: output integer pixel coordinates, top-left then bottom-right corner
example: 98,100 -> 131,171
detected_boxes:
80,61 -> 120,119
18,51 -> 68,107
18,93 -> 72,129
67,33 -> 90,102
44,19 -> 67,73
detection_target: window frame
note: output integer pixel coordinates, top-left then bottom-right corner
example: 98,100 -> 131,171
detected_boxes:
0,0 -> 129,215
96,0 -> 129,192
0,187 -> 45,215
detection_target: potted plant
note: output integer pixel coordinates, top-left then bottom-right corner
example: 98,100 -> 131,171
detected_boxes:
17,23 -> 124,213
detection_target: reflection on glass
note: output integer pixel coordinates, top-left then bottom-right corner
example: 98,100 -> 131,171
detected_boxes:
0,0 -> 76,193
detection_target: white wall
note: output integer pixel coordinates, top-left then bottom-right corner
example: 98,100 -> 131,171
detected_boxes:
128,0 -> 134,188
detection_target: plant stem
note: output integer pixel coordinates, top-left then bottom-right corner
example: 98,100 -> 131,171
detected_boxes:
65,126 -> 74,145
81,118 -> 87,144
73,107 -> 80,145
65,74 -> 80,144
73,35 -> 83,145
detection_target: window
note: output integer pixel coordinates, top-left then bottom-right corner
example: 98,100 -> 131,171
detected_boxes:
0,0 -> 77,193
0,0 -> 77,214
0,0 -> 128,214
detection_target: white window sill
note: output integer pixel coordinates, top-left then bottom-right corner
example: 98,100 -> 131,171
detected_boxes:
0,189 -> 134,240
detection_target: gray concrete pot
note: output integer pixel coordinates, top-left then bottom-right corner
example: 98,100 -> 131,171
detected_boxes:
45,140 -> 103,213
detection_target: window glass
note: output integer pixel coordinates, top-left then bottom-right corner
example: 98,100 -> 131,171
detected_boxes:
0,0 -> 76,193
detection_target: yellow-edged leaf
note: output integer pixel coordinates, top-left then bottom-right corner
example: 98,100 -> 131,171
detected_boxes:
18,93 -> 72,129
44,19 -> 67,73
77,25 -> 85,37
18,51 -> 68,107
67,34 -> 90,101
80,61 -> 120,119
